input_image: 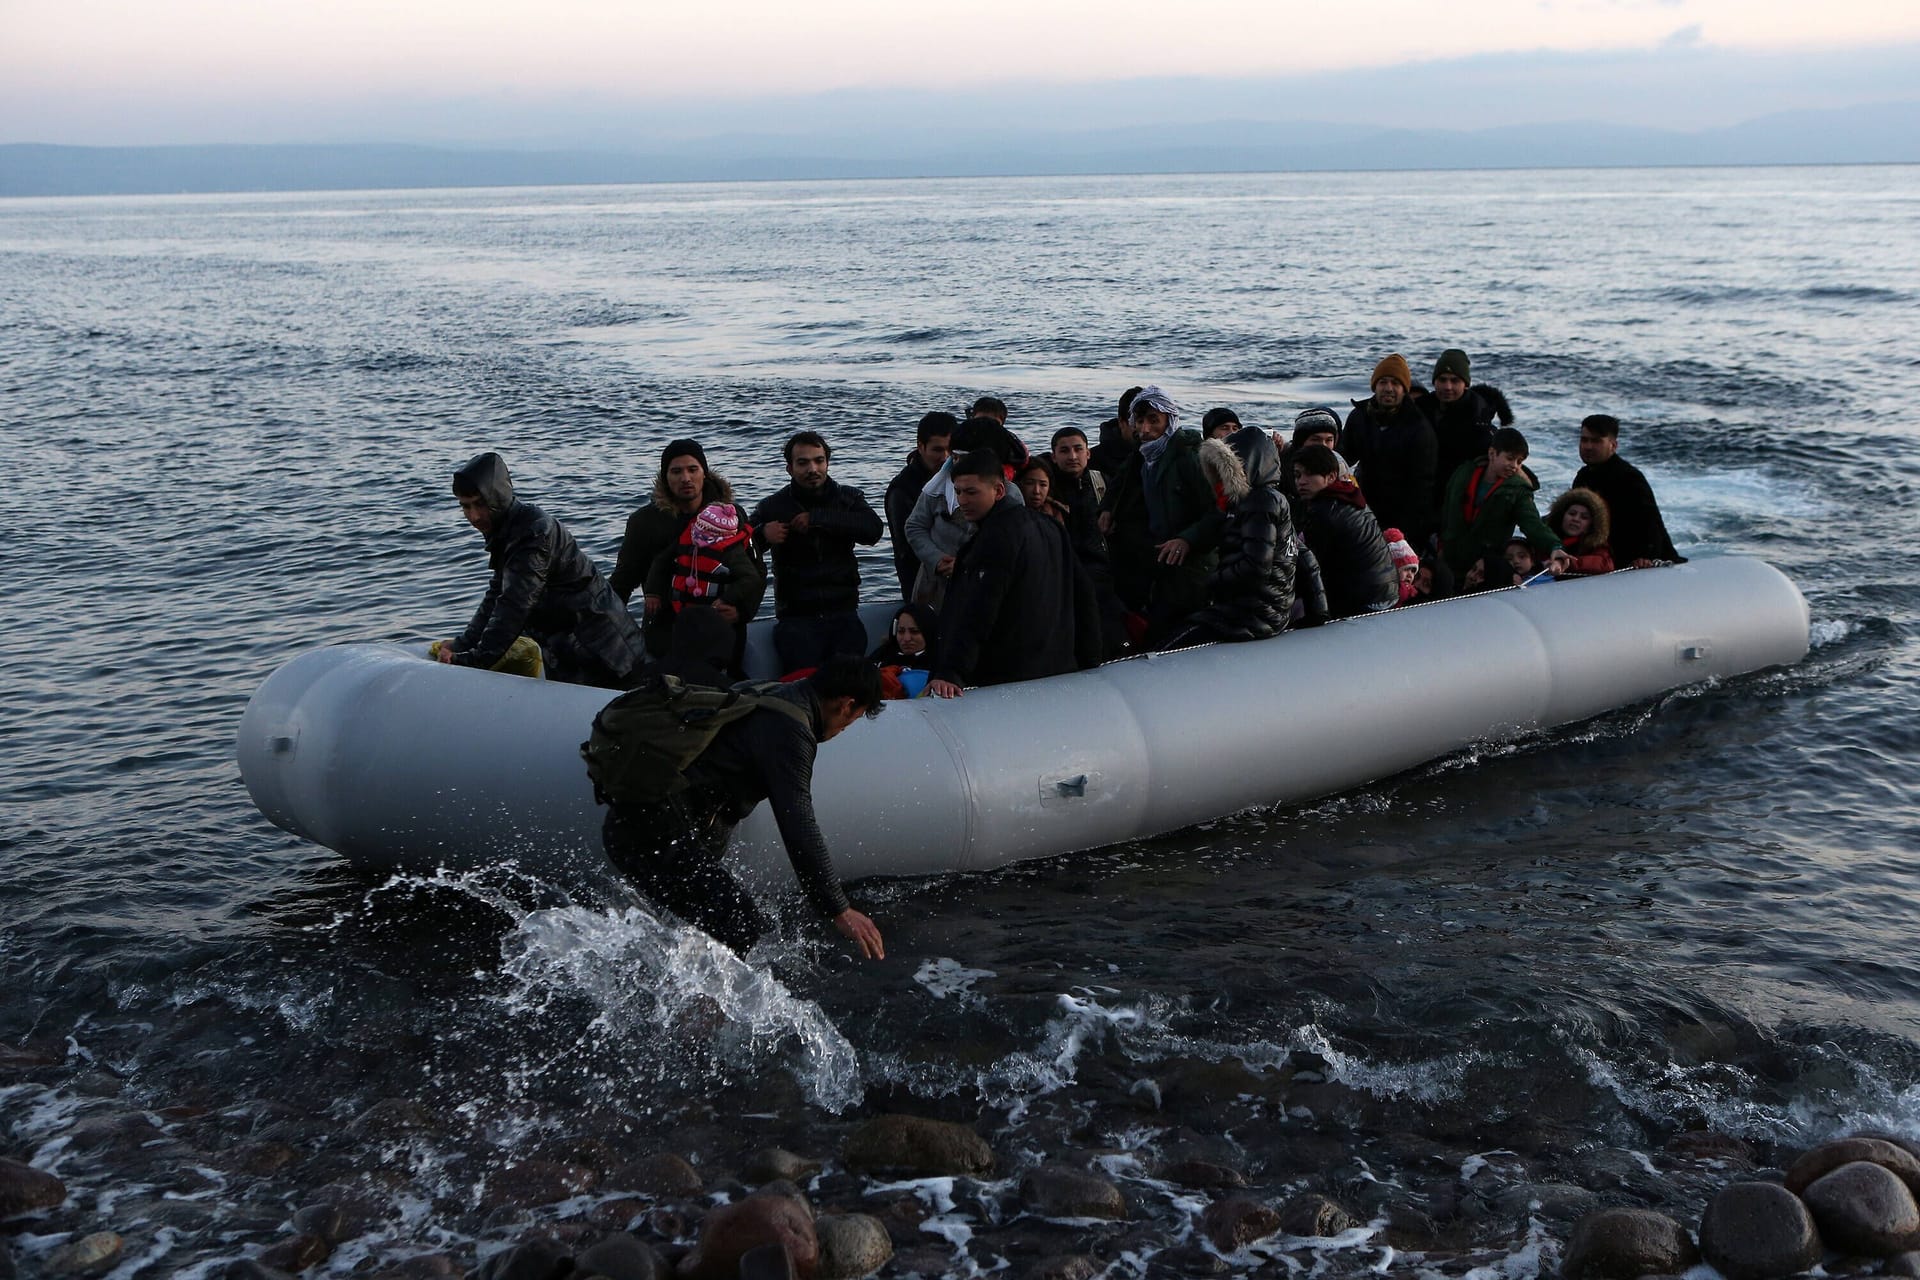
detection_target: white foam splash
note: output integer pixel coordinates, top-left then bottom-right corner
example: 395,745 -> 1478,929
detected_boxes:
1809,618 -> 1862,648
497,904 -> 863,1113
1290,1024 -> 1477,1103
914,957 -> 996,1002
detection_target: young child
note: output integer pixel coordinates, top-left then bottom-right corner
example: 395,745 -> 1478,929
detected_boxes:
644,502 -> 765,672
1438,427 -> 1558,581
1546,487 -> 1616,576
1504,536 -> 1539,580
1384,528 -> 1420,604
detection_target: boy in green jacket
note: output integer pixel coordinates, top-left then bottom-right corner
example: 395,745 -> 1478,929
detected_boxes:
1440,427 -> 1559,581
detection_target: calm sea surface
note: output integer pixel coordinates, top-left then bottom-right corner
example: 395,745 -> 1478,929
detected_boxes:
2,167 -> 1917,1277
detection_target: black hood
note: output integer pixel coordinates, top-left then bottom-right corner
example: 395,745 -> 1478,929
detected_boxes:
1227,425 -> 1284,489
453,452 -> 515,514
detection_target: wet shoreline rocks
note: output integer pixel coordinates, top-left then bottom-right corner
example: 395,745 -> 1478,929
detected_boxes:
12,1064 -> 1920,1280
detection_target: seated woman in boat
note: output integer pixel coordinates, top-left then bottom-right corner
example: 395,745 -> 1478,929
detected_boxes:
1546,487 -> 1617,577
869,603 -> 938,699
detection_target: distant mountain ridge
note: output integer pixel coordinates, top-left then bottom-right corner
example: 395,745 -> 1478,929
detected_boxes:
4,101 -> 1916,197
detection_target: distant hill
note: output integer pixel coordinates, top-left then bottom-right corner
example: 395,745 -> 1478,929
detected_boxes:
4,101 -> 1917,197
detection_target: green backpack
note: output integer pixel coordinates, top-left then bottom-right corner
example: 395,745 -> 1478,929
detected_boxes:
581,674 -> 811,806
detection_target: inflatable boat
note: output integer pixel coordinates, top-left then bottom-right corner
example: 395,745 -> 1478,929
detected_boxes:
238,557 -> 1809,886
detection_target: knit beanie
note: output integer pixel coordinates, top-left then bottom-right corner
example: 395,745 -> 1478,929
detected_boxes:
1292,406 -> 1342,442
1201,407 -> 1241,432
660,438 -> 709,474
1384,529 -> 1420,570
1432,349 -> 1472,386
691,502 -> 739,547
1370,354 -> 1412,392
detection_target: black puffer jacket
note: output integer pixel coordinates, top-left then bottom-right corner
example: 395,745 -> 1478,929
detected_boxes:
682,679 -> 848,918
1424,385 -> 1513,507
934,502 -> 1102,689
1299,478 -> 1398,619
1186,428 -> 1297,641
1341,397 -> 1439,549
452,452 -> 644,681
751,479 -> 884,618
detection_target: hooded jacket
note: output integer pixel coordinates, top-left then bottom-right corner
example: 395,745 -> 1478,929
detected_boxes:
451,453 -> 644,680
610,469 -> 751,604
1087,416 -> 1136,479
1340,396 -> 1440,549
934,501 -> 1102,689
751,477 -> 884,618
1439,456 -> 1560,579
1185,430 -> 1298,641
1299,477 -> 1398,618
1100,427 -> 1227,611
1571,452 -> 1682,566
1546,486 -> 1616,575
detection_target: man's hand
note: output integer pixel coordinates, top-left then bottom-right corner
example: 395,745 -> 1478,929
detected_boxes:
434,640 -> 458,664
762,520 -> 789,545
642,594 -> 662,617
712,601 -> 739,623
929,679 -> 963,699
1549,549 -> 1574,576
936,554 -> 957,577
833,908 -> 885,959
1156,537 -> 1191,565
789,511 -> 811,535
1632,557 -> 1657,569
1097,511 -> 1114,535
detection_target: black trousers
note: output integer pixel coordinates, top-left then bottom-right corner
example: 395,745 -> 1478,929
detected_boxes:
601,797 -> 771,955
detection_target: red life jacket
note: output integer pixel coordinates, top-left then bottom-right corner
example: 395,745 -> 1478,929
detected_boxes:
670,525 -> 751,612
1460,463 -> 1508,526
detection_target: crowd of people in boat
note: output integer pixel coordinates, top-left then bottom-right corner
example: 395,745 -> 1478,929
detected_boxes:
436,349 -> 1683,697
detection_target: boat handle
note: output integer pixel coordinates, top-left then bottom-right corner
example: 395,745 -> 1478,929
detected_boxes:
1053,775 -> 1088,798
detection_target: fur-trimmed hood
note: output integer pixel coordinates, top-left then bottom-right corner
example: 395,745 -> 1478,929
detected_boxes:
1198,436 -> 1251,505
652,469 -> 736,513
1547,486 -> 1612,554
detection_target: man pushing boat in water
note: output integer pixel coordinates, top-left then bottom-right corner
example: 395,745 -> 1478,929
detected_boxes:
590,654 -> 889,961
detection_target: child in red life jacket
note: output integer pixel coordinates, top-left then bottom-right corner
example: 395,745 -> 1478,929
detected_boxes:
643,502 -> 766,674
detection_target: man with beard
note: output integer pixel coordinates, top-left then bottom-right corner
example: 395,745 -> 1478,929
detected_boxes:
1423,348 -> 1515,508
753,431 -> 885,673
610,439 -> 759,662
1341,354 -> 1439,550
439,452 -> 644,688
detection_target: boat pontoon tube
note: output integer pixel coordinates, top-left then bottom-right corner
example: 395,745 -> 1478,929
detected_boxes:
238,557 -> 1809,883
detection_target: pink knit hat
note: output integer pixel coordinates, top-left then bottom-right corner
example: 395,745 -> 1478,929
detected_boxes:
691,502 -> 739,547
1384,528 -> 1419,570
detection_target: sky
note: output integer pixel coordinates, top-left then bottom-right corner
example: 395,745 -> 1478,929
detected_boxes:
3,0 -> 1919,145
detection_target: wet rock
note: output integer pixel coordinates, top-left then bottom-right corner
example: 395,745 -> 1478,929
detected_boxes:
590,1198 -> 650,1232
1019,1166 -> 1126,1220
577,1231 -> 663,1280
842,1116 -> 993,1177
753,1181 -> 813,1216
745,1149 -> 820,1186
258,1233 -> 332,1272
535,1136 -> 619,1177
46,1231 -> 124,1277
224,1262 -> 295,1280
738,1243 -> 795,1280
1026,1255 -> 1097,1280
1562,1208 -> 1700,1279
0,1242 -> 13,1280
0,1044 -> 62,1075
1698,1181 -> 1822,1280
292,1202 -> 347,1243
1152,1245 -> 1230,1276
1492,1182 -> 1601,1224
1278,1193 -> 1353,1238
814,1214 -> 892,1279
1156,1159 -> 1245,1190
346,1098 -> 436,1139
1160,1057 -> 1286,1110
1666,1132 -> 1756,1164
397,1255 -> 459,1278
888,1247 -> 954,1276
679,1194 -> 818,1280
1786,1138 -> 1920,1200
230,1140 -> 299,1177
870,1197 -> 927,1247
1801,1161 -> 1920,1256
66,1112 -> 164,1154
611,1154 -> 704,1198
482,1160 -> 599,1211
1886,1251 -> 1920,1278
0,1157 -> 66,1216
473,1238 -> 572,1280
1201,1197 -> 1280,1252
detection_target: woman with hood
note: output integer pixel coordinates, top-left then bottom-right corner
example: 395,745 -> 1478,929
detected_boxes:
1162,428 -> 1297,647
1546,487 -> 1616,577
